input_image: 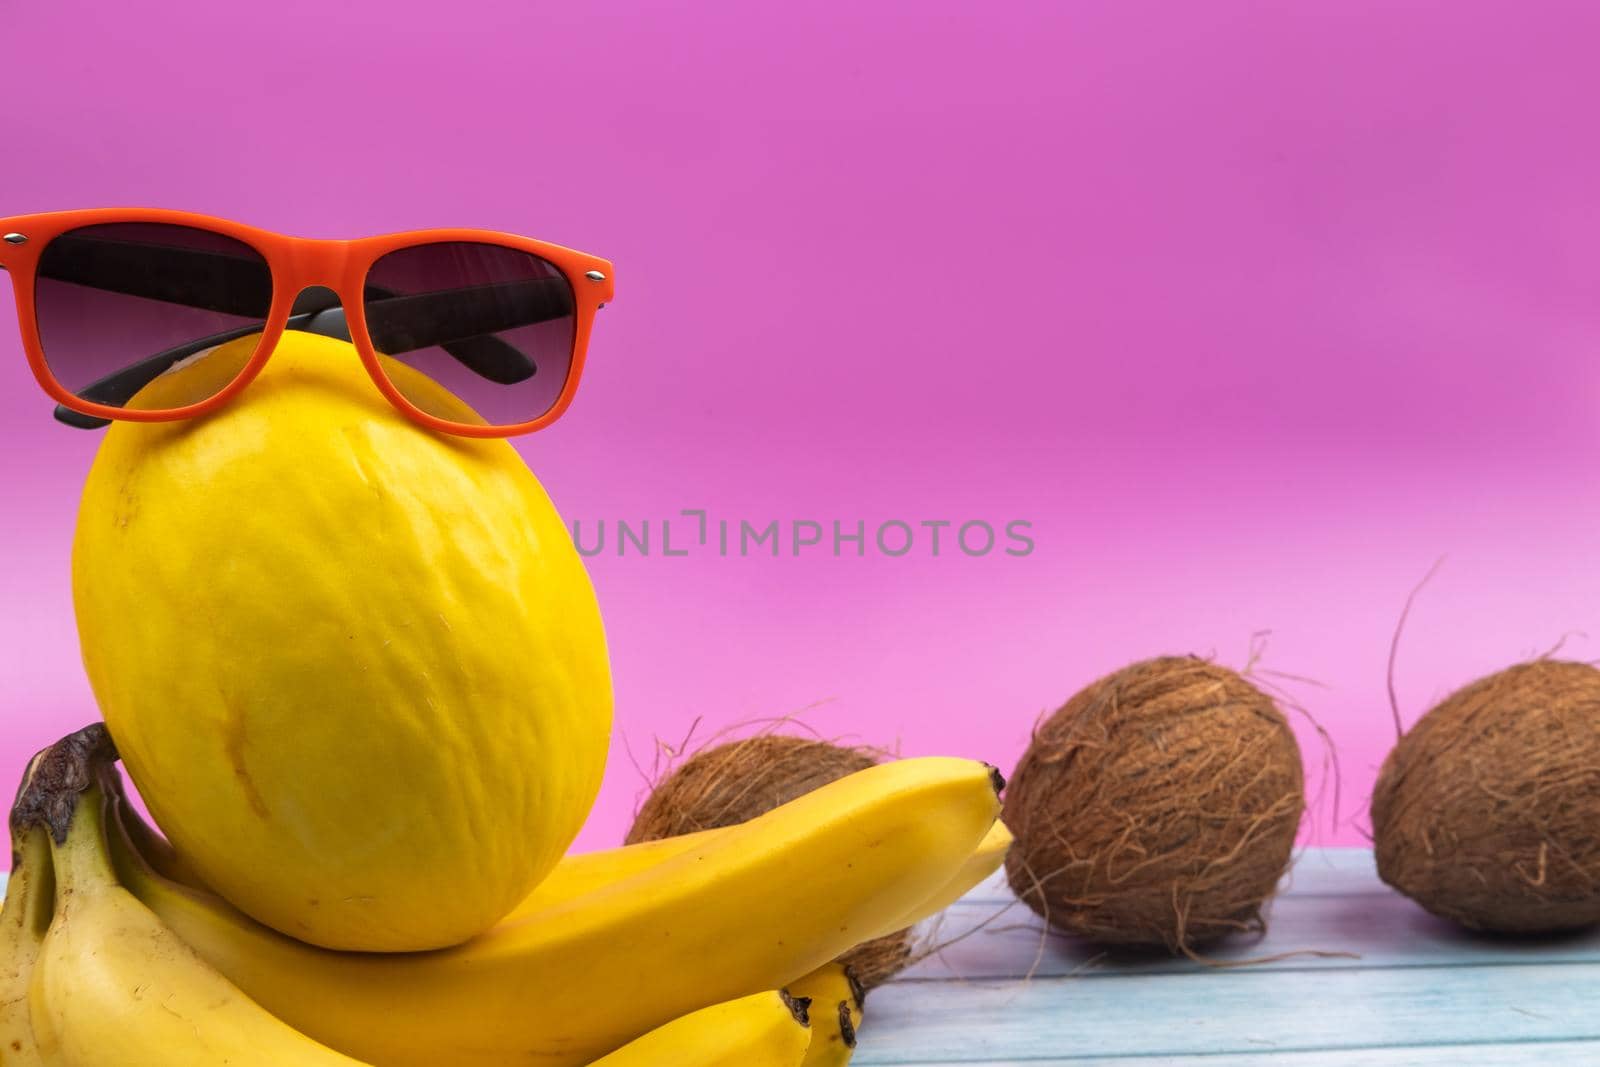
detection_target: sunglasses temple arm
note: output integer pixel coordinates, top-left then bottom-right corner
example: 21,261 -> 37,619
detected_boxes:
43,234 -> 273,316
50,277 -> 565,428
361,283 -> 544,386
52,302 -> 396,428
354,277 -> 587,386
52,312 -> 332,429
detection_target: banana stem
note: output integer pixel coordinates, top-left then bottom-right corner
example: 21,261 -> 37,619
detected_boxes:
10,724 -> 118,843
46,788 -> 117,899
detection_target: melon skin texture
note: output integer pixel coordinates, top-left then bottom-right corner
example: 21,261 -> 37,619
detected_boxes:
73,332 -> 613,952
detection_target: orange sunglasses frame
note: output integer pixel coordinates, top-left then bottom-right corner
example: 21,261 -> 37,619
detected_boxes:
0,208 -> 615,438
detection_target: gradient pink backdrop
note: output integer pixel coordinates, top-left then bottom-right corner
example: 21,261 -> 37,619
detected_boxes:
5,1 -> 1600,852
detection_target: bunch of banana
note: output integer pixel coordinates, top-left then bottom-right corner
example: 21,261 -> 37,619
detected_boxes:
3,735 -> 370,1066
4,799 -> 816,1067
33,796 -> 371,1065
1,725 -> 1003,1066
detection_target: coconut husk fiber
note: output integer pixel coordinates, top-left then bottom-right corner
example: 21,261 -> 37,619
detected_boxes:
1003,656 -> 1305,953
1371,659 -> 1600,934
627,733 -> 913,989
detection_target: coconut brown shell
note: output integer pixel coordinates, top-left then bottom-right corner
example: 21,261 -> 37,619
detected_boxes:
626,734 -> 912,988
1003,656 -> 1304,952
1372,659 -> 1600,934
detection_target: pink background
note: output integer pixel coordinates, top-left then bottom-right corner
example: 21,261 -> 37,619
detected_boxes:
6,1 -> 1600,851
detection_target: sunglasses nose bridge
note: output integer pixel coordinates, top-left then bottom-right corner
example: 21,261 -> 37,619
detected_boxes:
281,284 -> 358,353
280,239 -> 356,298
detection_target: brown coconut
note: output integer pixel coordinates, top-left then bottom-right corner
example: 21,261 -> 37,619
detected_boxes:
627,733 -> 913,988
1372,659 -> 1600,933
1003,656 -> 1305,952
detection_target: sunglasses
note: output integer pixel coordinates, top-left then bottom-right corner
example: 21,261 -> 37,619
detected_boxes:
0,209 -> 614,438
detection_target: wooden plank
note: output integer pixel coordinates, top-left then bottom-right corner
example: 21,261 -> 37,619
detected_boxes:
852,962 -> 1600,1063
873,1040 -> 1600,1066
903,888 -> 1600,980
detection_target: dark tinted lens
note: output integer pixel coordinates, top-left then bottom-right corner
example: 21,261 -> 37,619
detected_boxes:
361,242 -> 575,427
34,224 -> 273,411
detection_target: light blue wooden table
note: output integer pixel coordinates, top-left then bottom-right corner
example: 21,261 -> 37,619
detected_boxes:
860,849 -> 1600,1066
3,849 -> 1595,1063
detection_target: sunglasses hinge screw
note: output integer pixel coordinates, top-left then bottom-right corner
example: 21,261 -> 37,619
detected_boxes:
2,233 -> 26,245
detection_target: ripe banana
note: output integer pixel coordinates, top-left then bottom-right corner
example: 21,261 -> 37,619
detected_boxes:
0,824 -> 51,1066
782,820 -> 1009,1066
116,791 -> 210,888
589,990 -> 813,1067
883,816 -> 1012,936
127,806 -> 713,916
509,829 -> 715,917
109,756 -> 1001,1067
28,784 -> 370,1067
787,963 -> 861,1067
131,792 -> 1008,937
509,816 -> 1011,932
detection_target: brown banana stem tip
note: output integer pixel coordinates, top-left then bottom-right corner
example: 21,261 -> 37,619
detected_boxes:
9,723 -> 118,850
837,999 -> 858,1048
778,990 -> 812,1027
842,963 -> 865,1010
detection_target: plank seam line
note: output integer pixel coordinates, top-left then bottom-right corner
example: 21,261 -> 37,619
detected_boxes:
854,1034 -> 1600,1065
888,955 -> 1600,985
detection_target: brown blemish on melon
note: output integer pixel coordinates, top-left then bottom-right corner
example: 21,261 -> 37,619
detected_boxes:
219,695 -> 271,821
